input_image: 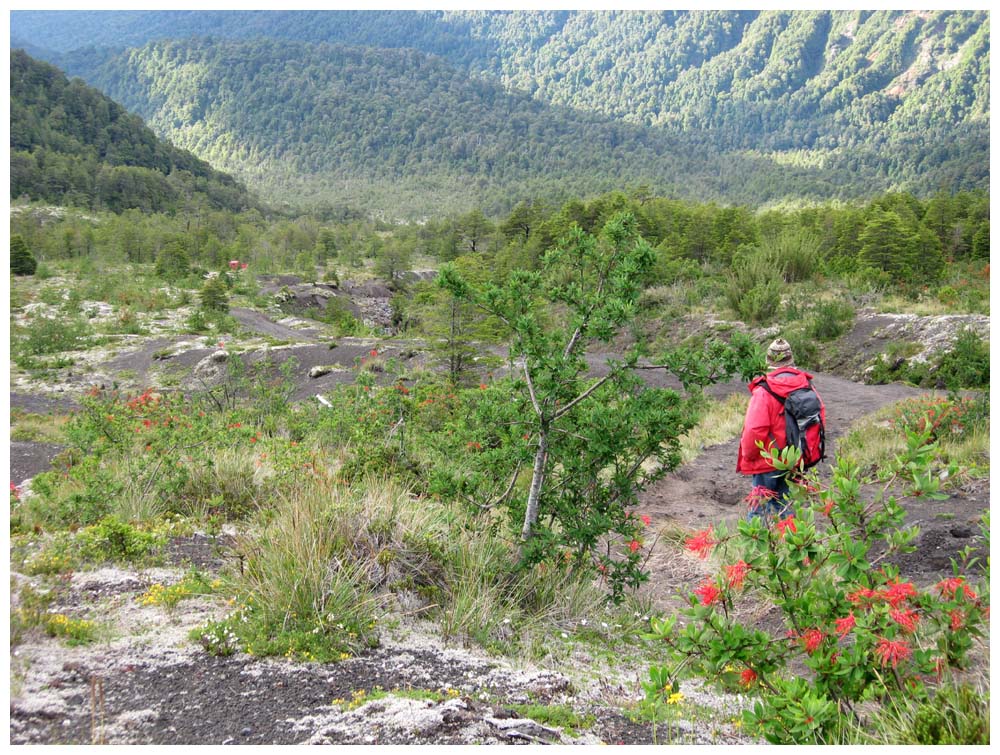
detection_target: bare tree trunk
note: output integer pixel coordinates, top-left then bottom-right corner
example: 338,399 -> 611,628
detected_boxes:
519,429 -> 548,550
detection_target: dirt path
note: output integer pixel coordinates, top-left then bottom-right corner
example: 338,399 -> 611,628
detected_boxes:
637,371 -> 988,607
229,307 -> 323,342
640,371 -> 927,530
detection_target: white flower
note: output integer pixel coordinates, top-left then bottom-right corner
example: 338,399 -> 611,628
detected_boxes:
580,619 -> 588,626
560,632 -> 568,639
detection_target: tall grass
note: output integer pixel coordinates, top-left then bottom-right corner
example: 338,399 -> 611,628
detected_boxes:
221,474 -> 615,660
835,396 -> 989,476
679,393 -> 749,464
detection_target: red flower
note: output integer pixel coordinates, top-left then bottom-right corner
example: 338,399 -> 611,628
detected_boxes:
370,349 -> 378,357
640,514 -> 652,527
950,609 -> 964,631
821,497 -> 835,517
874,637 -> 911,669
801,628 -> 824,654
936,577 -> 977,601
628,540 -> 641,553
466,441 -> 482,451
693,580 -> 722,606
881,580 -> 917,608
250,435 -> 258,443
726,561 -> 750,590
847,587 -> 878,606
10,482 -> 20,501
775,516 -> 797,538
834,613 -> 856,637
684,527 -> 716,559
240,262 -> 248,270
739,668 -> 758,688
479,383 -> 487,390
890,608 -> 920,633
743,485 -> 777,512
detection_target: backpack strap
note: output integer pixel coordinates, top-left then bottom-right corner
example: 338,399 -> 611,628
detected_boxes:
760,373 -> 814,405
759,379 -> 785,405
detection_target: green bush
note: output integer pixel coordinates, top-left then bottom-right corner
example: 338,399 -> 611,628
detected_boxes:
724,250 -> 784,324
13,315 -> 92,358
155,240 -> 191,282
76,517 -> 165,564
907,684 -> 989,744
807,300 -> 855,341
767,228 -> 821,283
935,329 -> 989,390
200,275 -> 230,313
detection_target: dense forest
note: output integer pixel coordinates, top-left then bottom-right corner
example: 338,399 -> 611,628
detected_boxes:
10,9 -> 989,218
9,50 -> 255,214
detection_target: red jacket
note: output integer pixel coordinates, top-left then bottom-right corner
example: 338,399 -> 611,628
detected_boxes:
737,367 -> 825,474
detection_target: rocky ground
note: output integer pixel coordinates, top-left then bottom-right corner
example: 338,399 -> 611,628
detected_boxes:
8,276 -> 990,745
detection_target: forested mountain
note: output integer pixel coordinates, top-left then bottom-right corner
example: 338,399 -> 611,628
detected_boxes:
9,9 -> 989,217
10,50 -> 255,214
12,9 -> 988,147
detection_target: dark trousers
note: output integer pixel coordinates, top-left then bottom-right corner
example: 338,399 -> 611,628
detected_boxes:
748,470 -> 791,521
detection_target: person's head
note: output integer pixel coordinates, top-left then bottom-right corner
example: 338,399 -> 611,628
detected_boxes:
766,338 -> 794,370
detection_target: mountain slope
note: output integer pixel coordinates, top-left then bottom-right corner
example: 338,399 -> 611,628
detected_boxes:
10,49 -> 255,213
11,8 -> 989,153
42,37 -> 826,217
41,35 -> 986,219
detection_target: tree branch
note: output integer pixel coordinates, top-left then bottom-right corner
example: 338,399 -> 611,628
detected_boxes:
552,372 -> 612,421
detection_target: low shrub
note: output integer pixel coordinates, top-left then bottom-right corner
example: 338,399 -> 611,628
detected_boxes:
934,329 -> 989,390
724,250 -> 785,325
12,315 -> 92,359
906,683 -> 990,744
807,300 -> 855,341
645,434 -> 989,745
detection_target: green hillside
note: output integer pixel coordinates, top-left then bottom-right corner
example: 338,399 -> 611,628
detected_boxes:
9,9 -> 989,217
13,9 -> 989,149
10,50 -> 255,213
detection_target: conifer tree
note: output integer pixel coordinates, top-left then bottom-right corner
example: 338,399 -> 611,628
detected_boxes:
10,234 -> 37,276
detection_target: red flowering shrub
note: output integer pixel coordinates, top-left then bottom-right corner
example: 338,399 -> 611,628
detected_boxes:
645,439 -> 989,744
891,396 -> 971,442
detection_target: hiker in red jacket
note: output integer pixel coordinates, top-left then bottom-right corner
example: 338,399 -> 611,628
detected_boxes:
737,338 -> 826,520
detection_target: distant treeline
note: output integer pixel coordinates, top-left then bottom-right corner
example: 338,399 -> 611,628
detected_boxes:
11,188 -> 988,292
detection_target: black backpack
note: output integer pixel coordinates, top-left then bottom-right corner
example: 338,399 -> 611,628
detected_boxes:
760,377 -> 826,470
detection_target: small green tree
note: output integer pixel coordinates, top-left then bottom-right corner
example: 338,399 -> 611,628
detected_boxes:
440,212 -> 759,599
200,275 -> 230,313
374,238 -> 412,290
10,234 -> 37,276
155,239 -> 191,282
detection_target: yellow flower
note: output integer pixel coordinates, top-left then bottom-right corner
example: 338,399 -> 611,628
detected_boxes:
667,692 -> 685,705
